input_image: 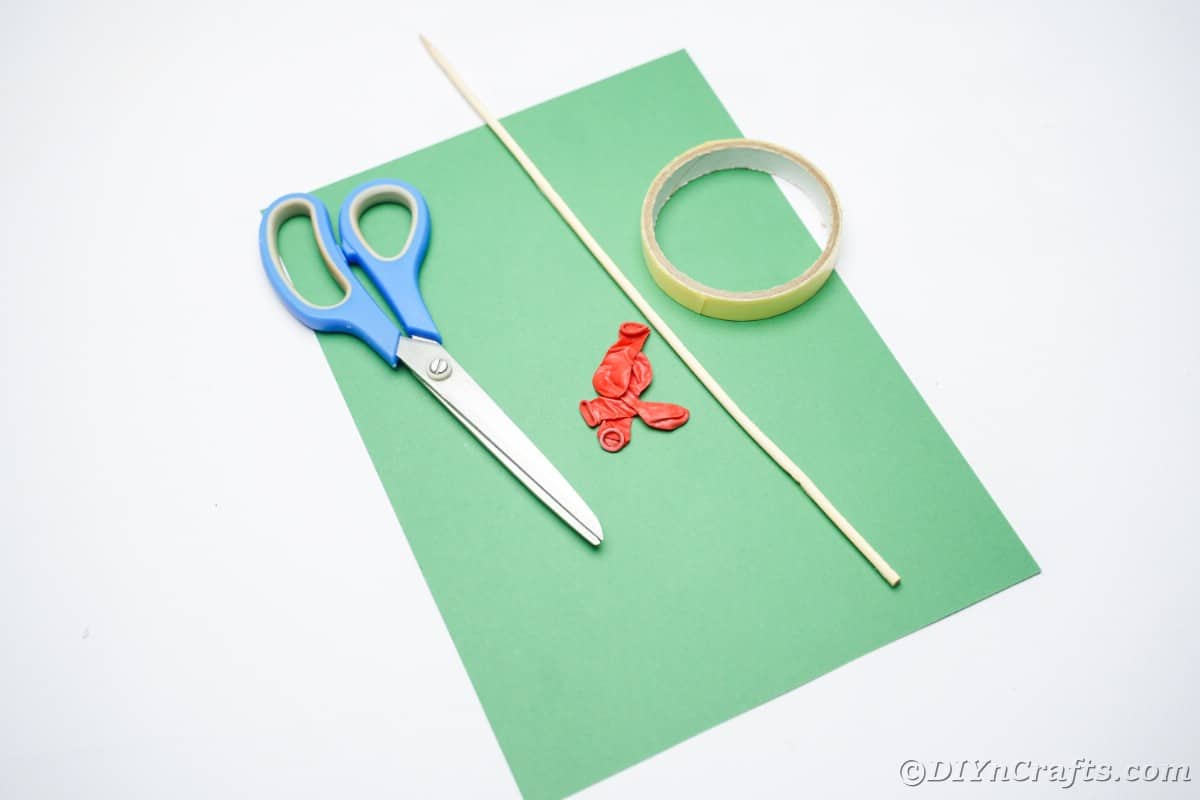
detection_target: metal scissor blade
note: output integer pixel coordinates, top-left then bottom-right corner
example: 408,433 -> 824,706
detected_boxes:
396,337 -> 603,546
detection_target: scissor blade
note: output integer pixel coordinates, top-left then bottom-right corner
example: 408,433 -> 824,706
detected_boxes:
396,337 -> 603,546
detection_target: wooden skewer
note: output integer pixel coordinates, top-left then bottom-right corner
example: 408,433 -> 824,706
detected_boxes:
420,36 -> 900,587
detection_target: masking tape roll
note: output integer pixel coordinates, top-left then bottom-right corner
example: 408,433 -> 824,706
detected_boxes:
640,139 -> 842,321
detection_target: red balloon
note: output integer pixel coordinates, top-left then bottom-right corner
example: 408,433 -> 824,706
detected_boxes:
579,323 -> 689,452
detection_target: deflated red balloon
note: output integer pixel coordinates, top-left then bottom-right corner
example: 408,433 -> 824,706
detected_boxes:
579,323 -> 689,452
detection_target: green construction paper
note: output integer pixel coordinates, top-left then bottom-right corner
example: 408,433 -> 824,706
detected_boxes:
277,51 -> 1039,799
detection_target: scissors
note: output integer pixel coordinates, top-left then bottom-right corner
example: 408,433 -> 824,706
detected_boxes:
259,178 -> 603,546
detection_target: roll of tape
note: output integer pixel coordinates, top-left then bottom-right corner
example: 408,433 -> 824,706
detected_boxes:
640,138 -> 842,321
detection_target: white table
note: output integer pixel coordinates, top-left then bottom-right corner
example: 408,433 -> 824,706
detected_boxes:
2,1 -> 1196,796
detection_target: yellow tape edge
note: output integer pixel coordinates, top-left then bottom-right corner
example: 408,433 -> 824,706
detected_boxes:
640,138 -> 842,322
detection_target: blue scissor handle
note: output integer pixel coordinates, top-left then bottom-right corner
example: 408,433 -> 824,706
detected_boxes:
338,179 -> 441,344
260,192 -> 402,365
259,180 -> 443,367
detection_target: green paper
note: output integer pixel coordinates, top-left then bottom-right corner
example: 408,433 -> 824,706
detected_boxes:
278,51 -> 1038,799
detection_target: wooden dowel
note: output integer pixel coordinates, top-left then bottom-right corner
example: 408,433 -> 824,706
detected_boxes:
420,36 -> 900,587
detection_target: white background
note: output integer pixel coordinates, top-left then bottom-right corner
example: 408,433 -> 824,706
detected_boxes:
2,0 -> 1197,797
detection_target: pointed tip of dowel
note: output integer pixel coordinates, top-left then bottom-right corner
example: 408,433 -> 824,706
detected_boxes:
420,33 -> 444,65
418,35 -> 456,83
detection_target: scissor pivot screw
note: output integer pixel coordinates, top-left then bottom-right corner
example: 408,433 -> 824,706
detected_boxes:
427,357 -> 452,380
